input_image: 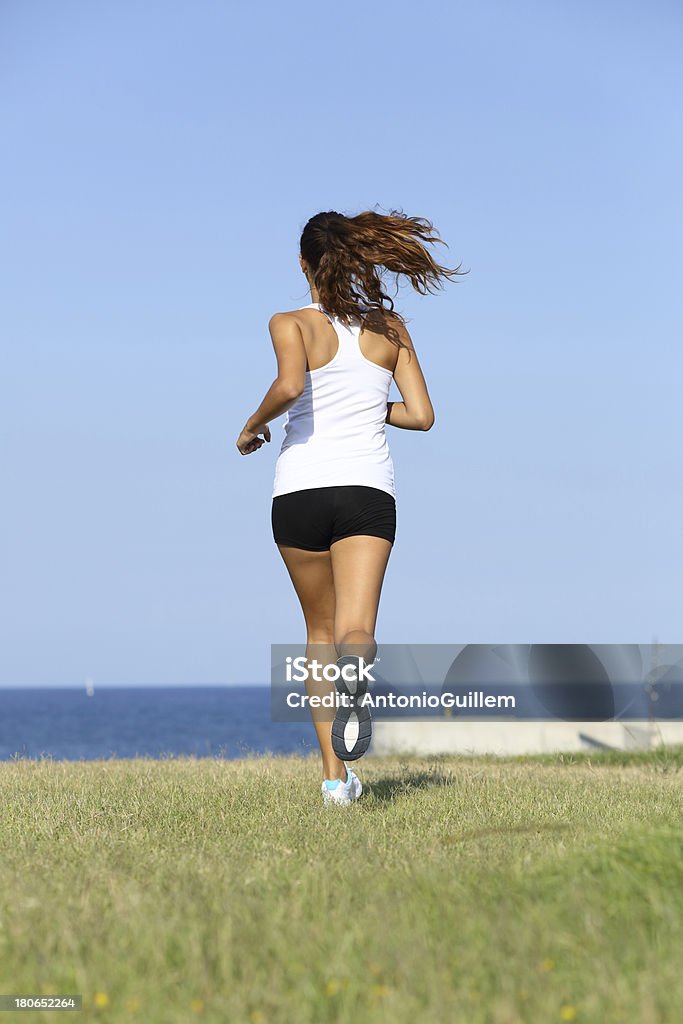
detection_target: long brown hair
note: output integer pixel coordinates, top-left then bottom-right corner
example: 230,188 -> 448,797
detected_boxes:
299,207 -> 467,340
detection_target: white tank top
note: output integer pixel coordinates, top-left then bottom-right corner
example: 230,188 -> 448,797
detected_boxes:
272,302 -> 396,498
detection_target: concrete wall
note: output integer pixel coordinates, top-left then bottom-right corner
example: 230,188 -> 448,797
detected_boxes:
371,719 -> 683,756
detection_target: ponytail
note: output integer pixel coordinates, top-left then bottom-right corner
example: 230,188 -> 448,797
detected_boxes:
299,207 -> 467,334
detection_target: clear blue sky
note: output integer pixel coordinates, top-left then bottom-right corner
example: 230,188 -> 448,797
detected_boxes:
1,0 -> 681,686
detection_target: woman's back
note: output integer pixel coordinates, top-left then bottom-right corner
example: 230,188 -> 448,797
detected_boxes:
272,303 -> 396,498
294,303 -> 399,374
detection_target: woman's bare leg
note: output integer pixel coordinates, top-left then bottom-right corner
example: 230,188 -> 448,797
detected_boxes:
330,535 -> 393,662
276,544 -> 347,781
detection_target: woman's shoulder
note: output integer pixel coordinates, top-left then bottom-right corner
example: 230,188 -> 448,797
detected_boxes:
360,306 -> 412,349
269,306 -> 314,322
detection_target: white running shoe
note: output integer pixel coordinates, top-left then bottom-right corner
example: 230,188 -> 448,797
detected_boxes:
321,767 -> 362,806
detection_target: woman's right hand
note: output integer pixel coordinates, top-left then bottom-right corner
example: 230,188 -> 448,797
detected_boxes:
236,423 -> 271,455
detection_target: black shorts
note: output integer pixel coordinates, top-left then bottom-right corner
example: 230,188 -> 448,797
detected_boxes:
271,485 -> 396,551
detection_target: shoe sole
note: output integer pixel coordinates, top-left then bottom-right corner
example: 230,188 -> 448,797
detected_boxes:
331,656 -> 372,761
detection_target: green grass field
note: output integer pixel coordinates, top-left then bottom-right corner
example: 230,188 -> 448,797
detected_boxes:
1,747 -> 682,1023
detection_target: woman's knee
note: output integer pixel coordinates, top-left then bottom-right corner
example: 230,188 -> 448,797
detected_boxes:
307,631 -> 335,643
305,616 -> 336,647
335,625 -> 374,643
334,627 -> 376,657
305,631 -> 336,662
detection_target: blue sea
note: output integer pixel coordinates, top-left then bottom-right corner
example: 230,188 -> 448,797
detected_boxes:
0,687 -> 318,761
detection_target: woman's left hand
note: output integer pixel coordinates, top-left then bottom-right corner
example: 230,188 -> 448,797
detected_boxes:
236,423 -> 271,455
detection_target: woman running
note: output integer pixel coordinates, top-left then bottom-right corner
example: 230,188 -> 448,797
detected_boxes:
236,209 -> 464,804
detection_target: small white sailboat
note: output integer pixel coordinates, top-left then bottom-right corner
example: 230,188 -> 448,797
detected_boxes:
85,676 -> 95,698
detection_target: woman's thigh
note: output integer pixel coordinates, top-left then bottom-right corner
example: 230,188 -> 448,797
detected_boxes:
276,544 -> 336,641
330,534 -> 393,644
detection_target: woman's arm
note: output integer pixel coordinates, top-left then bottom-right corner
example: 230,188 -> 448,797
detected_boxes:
385,318 -> 435,430
236,314 -> 307,455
